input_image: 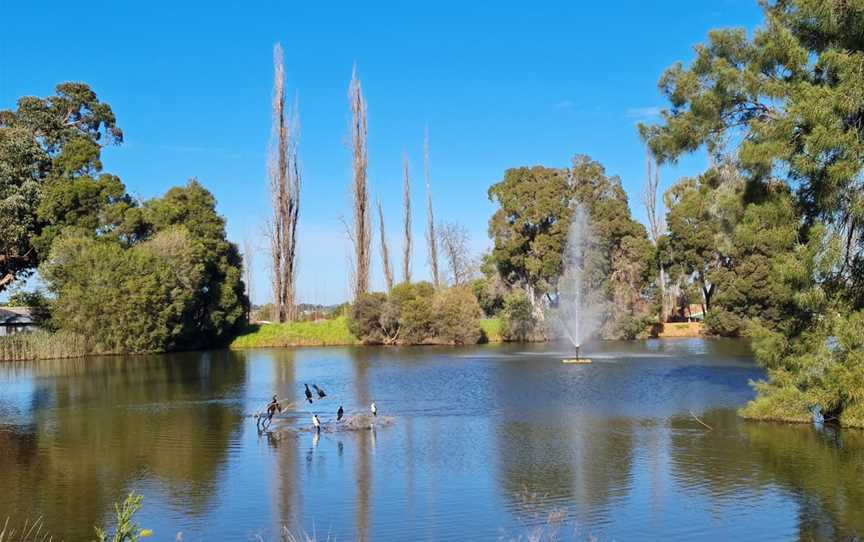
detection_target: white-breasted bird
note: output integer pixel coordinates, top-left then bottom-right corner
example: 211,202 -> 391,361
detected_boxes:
370,401 -> 377,417
312,414 -> 321,431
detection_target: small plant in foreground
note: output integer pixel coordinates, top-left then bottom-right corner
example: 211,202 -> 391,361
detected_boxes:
93,492 -> 152,542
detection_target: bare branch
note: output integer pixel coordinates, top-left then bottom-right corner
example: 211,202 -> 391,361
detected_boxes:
402,153 -> 412,283
424,127 -> 440,288
377,200 -> 394,291
348,64 -> 372,299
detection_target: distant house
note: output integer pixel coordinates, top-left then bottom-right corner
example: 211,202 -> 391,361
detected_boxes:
0,307 -> 37,336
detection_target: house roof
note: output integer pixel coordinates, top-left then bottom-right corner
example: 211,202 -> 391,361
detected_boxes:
0,307 -> 35,326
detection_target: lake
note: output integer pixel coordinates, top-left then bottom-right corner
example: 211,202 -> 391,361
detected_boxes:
1,339 -> 862,541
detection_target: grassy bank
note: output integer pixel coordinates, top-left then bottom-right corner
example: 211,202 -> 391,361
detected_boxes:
480,318 -> 502,342
230,316 -> 359,348
230,316 -> 506,349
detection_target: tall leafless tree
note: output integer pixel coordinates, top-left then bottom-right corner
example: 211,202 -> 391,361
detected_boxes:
642,152 -> 668,322
267,43 -> 301,322
377,199 -> 394,291
242,236 -> 255,320
402,153 -> 412,283
424,127 -> 440,288
348,65 -> 371,299
438,220 -> 473,286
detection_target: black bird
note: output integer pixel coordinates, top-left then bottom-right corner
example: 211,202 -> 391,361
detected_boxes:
266,395 -> 282,421
337,405 -> 344,421
304,384 -> 313,403
313,384 -> 327,399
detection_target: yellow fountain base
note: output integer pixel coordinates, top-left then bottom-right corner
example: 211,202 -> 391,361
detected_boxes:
562,358 -> 592,364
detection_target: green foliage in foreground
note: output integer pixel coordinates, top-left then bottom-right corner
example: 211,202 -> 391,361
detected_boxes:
643,0 -> 864,426
94,492 -> 152,542
230,316 -> 358,348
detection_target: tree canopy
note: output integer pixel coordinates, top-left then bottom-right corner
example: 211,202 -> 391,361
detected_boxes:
487,155 -> 654,339
642,0 -> 864,427
1,83 -> 248,353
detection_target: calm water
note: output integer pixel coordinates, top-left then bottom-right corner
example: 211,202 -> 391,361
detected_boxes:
1,340 -> 862,541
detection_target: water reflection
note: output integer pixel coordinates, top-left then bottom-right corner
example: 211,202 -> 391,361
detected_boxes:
0,351 -> 246,537
0,341 -> 861,541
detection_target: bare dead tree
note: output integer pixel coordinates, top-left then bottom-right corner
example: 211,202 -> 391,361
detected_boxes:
424,127 -> 440,288
642,154 -> 665,242
348,65 -> 371,299
438,220 -> 473,286
267,43 -> 301,322
283,98 -> 301,321
402,153 -> 412,283
268,44 -> 287,322
377,199 -> 394,291
642,151 -> 668,322
242,236 -> 255,320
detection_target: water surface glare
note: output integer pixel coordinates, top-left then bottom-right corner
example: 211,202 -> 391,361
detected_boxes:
1,340 -> 862,541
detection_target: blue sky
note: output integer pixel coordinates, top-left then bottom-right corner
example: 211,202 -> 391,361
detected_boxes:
1,0 -> 763,305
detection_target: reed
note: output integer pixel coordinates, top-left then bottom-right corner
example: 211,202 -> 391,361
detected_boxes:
0,516 -> 55,542
0,330 -> 90,362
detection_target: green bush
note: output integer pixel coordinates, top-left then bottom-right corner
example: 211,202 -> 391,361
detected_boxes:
501,292 -> 539,342
433,285 -> 483,344
347,283 -> 483,345
347,292 -> 387,343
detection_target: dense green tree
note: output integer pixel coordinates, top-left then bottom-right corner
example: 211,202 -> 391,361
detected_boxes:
487,155 -> 654,339
41,231 -> 198,353
38,181 -> 248,353
642,0 -> 864,425
661,165 -> 743,319
0,83 -> 126,293
488,166 -> 572,306
143,179 -> 247,348
640,0 -> 864,297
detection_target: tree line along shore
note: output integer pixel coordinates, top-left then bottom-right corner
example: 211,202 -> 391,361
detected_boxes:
2,1 -> 864,427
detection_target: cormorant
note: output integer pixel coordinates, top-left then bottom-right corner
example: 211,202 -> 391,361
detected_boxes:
304,384 -> 313,403
370,401 -> 377,417
337,405 -> 344,421
313,384 -> 327,399
266,395 -> 282,421
312,414 -> 321,432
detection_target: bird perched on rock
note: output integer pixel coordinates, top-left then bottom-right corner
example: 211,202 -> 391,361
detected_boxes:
313,384 -> 327,399
304,384 -> 313,404
337,405 -> 344,421
312,414 -> 321,432
370,401 -> 377,417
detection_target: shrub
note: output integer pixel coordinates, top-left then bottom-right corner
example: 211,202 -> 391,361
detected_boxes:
347,292 -> 387,343
501,292 -> 539,342
433,285 -> 483,344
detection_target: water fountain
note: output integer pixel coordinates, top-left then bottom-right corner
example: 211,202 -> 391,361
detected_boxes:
555,205 -> 601,364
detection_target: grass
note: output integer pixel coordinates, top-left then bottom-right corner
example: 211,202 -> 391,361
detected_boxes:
480,318 -> 503,343
230,316 -> 358,348
0,516 -> 55,542
0,330 -> 90,362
